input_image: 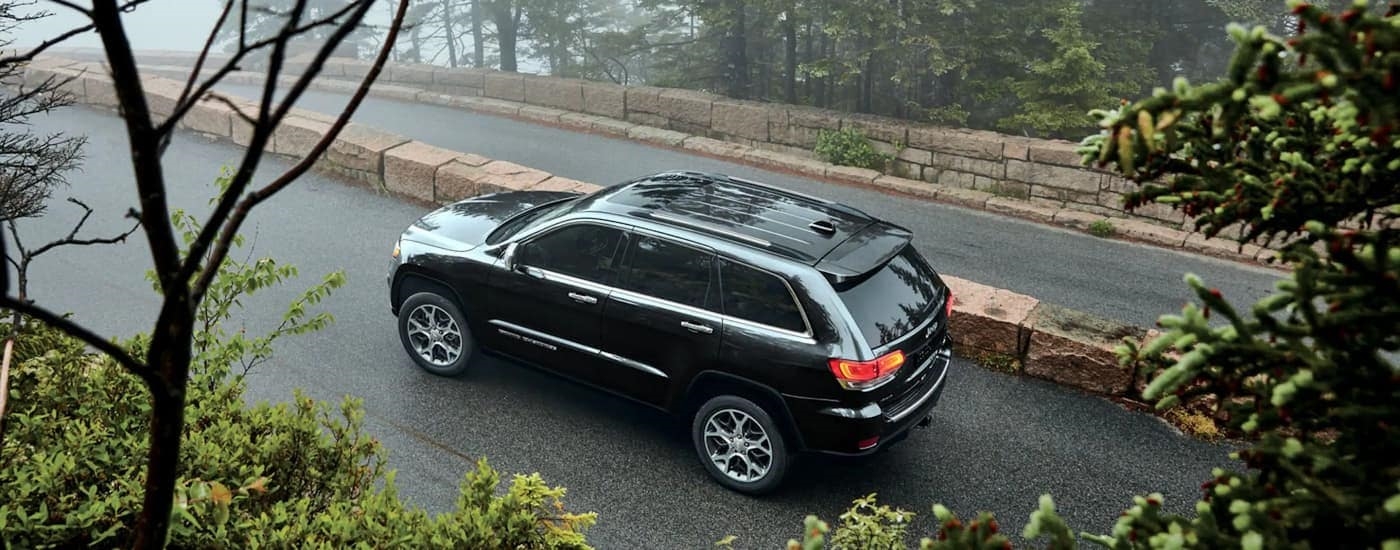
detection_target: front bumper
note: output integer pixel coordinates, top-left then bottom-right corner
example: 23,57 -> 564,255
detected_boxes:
787,345 -> 951,457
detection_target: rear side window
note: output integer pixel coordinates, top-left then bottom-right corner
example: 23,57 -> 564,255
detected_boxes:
719,260 -> 806,333
620,235 -> 717,310
836,246 -> 940,347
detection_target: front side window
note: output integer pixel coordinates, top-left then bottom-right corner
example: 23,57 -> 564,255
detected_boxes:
620,235 -> 716,311
518,223 -> 625,285
719,260 -> 806,333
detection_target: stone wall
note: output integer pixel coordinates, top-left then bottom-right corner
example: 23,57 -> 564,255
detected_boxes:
44,48 -> 1189,232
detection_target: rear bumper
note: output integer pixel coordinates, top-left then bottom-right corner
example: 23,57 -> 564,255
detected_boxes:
786,348 -> 951,457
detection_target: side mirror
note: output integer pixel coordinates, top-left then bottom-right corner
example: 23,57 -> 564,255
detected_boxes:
501,242 -> 521,272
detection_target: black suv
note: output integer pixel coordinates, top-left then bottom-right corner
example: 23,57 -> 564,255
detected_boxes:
387,170 -> 953,494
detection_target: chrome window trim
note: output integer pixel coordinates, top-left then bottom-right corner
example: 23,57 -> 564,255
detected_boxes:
489,319 -> 667,379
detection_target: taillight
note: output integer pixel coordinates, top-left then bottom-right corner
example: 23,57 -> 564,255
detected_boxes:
944,289 -> 955,317
829,350 -> 905,390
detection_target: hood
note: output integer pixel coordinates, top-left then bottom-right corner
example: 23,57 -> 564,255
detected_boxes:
401,190 -> 578,251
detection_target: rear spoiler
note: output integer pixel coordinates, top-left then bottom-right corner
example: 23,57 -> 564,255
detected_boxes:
813,221 -> 913,286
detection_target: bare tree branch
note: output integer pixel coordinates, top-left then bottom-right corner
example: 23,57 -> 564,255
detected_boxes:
191,0 -> 408,303
26,198 -> 141,258
0,296 -> 156,385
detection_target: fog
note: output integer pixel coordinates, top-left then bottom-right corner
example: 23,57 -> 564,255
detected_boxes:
11,1 -> 230,51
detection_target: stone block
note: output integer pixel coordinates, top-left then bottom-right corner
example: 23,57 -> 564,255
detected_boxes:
624,86 -> 666,114
451,96 -> 521,117
625,111 -> 669,128
183,97 -> 233,137
1027,140 -> 1088,168
484,72 -> 526,102
1003,137 -> 1034,161
1006,159 -> 1101,193
897,147 -> 933,166
1024,302 -> 1147,396
1184,233 -> 1264,260
978,180 -> 1032,200
435,159 -> 487,201
843,113 -> 908,146
1052,209 -> 1106,230
326,123 -> 411,174
627,126 -> 688,147
1126,200 -> 1185,225
434,67 -> 488,90
712,100 -> 770,141
384,141 -> 459,202
369,83 -> 422,102
518,105 -> 567,123
825,165 -> 880,185
475,160 -> 552,193
941,275 -> 1038,358
1031,184 -> 1098,206
984,197 -> 1057,223
907,126 -> 1003,160
530,176 -> 591,193
742,148 -> 804,172
682,136 -> 745,157
658,89 -> 715,127
938,187 -> 994,209
79,73 -> 118,107
873,175 -> 939,201
389,63 -> 436,85
929,152 -> 1004,178
523,76 -> 583,111
273,115 -> 330,158
581,81 -> 626,119
1113,219 -> 1189,248
140,76 -> 184,120
937,170 -> 977,189
342,60 -> 374,79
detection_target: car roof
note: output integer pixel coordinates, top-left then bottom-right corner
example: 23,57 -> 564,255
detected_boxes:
570,170 -> 909,270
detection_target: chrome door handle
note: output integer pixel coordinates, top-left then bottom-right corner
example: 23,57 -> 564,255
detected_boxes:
681,321 -> 713,334
568,292 -> 598,305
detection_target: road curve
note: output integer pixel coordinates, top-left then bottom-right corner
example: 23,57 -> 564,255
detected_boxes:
217,84 -> 1283,329
17,104 -> 1235,548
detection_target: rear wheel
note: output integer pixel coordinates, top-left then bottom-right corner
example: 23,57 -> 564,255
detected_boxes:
692,395 -> 790,495
397,291 -> 475,376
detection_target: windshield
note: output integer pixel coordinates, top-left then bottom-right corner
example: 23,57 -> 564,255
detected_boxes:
835,246 -> 942,349
484,198 -> 577,245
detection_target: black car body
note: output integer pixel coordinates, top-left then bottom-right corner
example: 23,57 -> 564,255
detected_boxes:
387,170 -> 953,493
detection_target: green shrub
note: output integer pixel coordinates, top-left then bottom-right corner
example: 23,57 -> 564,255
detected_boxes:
1087,219 -> 1115,238
785,2 -> 1398,549
814,128 -> 892,170
0,180 -> 596,547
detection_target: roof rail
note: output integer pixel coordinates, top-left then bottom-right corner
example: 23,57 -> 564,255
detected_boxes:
647,211 -> 773,247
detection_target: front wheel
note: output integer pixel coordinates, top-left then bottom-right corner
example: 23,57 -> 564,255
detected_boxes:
692,395 -> 790,495
397,291 -> 475,376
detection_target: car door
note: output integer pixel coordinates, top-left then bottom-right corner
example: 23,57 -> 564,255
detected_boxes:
486,221 -> 627,384
597,231 -> 723,408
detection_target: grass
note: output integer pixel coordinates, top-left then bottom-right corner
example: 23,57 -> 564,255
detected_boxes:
973,351 -> 1021,374
1088,219 -> 1116,238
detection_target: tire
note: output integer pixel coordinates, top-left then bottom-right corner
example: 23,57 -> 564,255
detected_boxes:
397,291 -> 475,376
691,395 -> 790,495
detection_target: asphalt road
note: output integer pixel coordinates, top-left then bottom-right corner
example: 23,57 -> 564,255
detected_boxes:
14,104 -> 1238,548
218,83 -> 1284,329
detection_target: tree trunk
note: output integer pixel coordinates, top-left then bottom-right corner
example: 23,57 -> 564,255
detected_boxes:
490,1 -> 520,72
130,299 -> 194,550
443,0 -> 459,67
722,0 -> 749,99
784,8 -> 797,104
471,0 -> 485,67
802,15 -> 814,101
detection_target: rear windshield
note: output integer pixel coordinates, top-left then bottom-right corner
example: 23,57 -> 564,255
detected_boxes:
835,246 -> 941,348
